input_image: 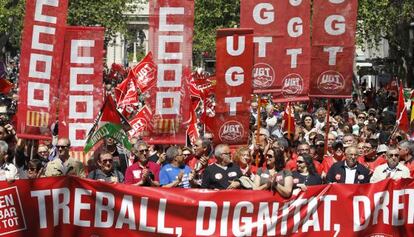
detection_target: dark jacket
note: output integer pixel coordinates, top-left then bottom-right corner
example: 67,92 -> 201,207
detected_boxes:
326,161 -> 370,184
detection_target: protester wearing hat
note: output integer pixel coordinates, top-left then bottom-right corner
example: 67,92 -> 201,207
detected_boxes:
357,140 -> 387,174
326,146 -> 371,184
370,147 -> 411,183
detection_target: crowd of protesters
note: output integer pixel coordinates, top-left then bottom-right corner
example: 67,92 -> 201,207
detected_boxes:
0,57 -> 413,198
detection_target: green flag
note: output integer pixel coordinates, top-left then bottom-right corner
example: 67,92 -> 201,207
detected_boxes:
84,95 -> 132,153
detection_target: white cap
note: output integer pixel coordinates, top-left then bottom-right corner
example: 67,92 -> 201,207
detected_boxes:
377,144 -> 388,153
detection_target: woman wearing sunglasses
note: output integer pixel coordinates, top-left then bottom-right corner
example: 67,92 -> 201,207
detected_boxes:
254,148 -> 293,198
292,154 -> 322,191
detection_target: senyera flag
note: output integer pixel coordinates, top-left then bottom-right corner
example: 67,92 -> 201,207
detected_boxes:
17,0 -> 69,139
58,26 -> 104,163
147,0 -> 194,144
309,0 -> 358,98
84,95 -> 131,153
240,0 -> 311,102
214,28 -> 254,145
1,177 -> 414,237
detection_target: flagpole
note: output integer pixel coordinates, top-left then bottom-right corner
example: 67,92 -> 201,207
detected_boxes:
255,95 -> 261,167
287,102 -> 292,141
324,99 -> 331,154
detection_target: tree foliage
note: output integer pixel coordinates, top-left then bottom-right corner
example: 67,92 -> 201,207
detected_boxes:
193,0 -> 240,65
0,0 -> 144,55
357,0 -> 414,86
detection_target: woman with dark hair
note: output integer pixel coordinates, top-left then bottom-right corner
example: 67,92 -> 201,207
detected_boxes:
254,148 -> 293,198
301,114 -> 317,143
292,154 -> 323,191
26,159 -> 43,179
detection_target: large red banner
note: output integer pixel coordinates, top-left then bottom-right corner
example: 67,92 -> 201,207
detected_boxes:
58,27 -> 104,163
214,29 -> 254,145
240,0 -> 311,102
148,0 -> 194,144
309,0 -> 358,98
17,0 -> 69,139
0,177 -> 413,236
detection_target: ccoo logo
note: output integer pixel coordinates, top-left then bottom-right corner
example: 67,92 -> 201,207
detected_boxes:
219,120 -> 244,143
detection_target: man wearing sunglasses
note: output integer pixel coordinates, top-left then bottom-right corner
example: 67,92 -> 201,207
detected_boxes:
44,138 -> 85,177
370,147 -> 411,183
88,151 -> 124,183
124,141 -> 160,187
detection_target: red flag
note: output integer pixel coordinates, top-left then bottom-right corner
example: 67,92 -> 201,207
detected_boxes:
115,71 -> 139,108
129,52 -> 157,94
283,103 -> 296,134
397,83 -> 409,132
0,78 -> 13,94
128,105 -> 153,138
189,71 -> 216,99
186,98 -> 200,145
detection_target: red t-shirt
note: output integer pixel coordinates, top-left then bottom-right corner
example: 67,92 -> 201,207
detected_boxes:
124,161 -> 160,184
322,155 -> 344,174
357,155 -> 387,174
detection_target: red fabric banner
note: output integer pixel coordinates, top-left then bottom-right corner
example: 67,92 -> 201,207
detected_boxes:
214,29 -> 254,145
17,0 -> 69,139
1,177 -> 413,237
240,0 -> 311,102
147,0 -> 194,144
58,26 -> 104,163
309,0 -> 358,98
128,105 -> 153,138
129,52 -> 157,94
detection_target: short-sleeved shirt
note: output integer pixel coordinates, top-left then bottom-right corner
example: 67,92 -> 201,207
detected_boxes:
124,161 -> 160,185
201,163 -> 242,190
292,171 -> 322,188
159,164 -> 192,188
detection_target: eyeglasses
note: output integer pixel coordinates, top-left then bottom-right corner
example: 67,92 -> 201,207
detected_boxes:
56,145 -> 69,149
221,152 -> 231,156
388,154 -> 399,158
296,160 -> 305,164
102,159 -> 113,164
358,116 -> 366,119
138,149 -> 149,153
183,153 -> 191,156
38,150 -> 48,154
266,154 -> 274,158
316,144 -> 324,147
28,167 -> 37,172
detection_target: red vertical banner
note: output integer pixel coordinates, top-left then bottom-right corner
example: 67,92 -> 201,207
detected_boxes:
240,0 -> 310,102
17,0 -> 69,139
58,27 -> 104,163
309,0 -> 358,98
214,29 -> 254,145
277,0 -> 311,102
240,0 -> 282,93
148,0 -> 194,144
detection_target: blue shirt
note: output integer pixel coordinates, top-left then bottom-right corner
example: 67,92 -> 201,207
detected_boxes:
159,163 -> 192,188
